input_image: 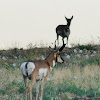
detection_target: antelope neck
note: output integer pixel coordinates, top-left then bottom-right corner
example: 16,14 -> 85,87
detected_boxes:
45,52 -> 56,70
67,23 -> 71,27
46,59 -> 56,69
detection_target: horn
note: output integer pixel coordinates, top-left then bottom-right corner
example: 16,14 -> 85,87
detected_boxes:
59,43 -> 66,52
65,16 -> 67,20
54,40 -> 57,51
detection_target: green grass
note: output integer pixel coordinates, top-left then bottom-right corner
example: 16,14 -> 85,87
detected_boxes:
76,44 -> 96,50
0,44 -> 100,100
0,65 -> 100,100
70,55 -> 100,67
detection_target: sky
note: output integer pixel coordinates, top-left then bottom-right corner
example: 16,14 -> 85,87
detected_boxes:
0,0 -> 100,49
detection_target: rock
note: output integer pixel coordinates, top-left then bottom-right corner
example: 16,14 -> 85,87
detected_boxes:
73,49 -> 77,53
47,77 -> 52,81
12,63 -> 17,67
14,56 -> 17,59
73,76 -> 78,80
79,50 -> 83,53
2,56 -> 7,60
66,55 -> 71,59
90,54 -> 94,57
85,55 -> 89,59
77,54 -> 81,58
93,51 -> 96,54
41,55 -> 45,60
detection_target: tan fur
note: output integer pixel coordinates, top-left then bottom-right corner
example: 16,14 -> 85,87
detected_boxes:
21,51 -> 63,100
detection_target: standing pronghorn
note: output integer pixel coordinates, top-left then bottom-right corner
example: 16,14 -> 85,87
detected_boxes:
56,16 -> 73,46
20,43 -> 66,100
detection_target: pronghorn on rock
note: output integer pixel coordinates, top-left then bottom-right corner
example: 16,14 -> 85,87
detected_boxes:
56,15 -> 73,46
20,43 -> 66,100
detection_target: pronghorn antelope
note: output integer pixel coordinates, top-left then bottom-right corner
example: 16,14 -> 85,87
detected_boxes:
20,43 -> 66,100
56,15 -> 73,46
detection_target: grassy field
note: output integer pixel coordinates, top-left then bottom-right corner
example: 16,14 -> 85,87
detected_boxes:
0,44 -> 100,100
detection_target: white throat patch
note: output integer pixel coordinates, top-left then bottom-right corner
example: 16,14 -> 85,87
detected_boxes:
53,60 -> 55,67
50,60 -> 55,71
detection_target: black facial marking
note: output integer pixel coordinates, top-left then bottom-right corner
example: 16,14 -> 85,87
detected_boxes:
56,56 -> 57,62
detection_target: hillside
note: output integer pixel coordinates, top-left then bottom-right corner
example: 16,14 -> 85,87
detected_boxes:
0,44 -> 100,100
0,44 -> 99,68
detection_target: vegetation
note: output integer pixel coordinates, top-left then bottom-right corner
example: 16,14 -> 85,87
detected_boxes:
0,43 -> 100,100
75,44 -> 96,50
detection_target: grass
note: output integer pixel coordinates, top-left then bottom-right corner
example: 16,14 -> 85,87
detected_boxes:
0,65 -> 100,100
0,43 -> 100,100
76,44 -> 96,50
68,54 -> 100,67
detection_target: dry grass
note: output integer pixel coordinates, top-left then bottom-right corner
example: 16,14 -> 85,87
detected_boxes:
52,65 -> 100,90
0,43 -> 100,99
0,65 -> 100,99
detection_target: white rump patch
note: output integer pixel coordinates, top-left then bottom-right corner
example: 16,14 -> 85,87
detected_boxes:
26,62 -> 35,75
20,62 -> 27,76
20,62 -> 35,76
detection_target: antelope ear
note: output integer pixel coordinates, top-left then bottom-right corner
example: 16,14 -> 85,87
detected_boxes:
71,16 -> 73,19
65,16 -> 67,20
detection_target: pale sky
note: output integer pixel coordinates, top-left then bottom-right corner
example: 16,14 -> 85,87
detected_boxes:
0,0 -> 100,49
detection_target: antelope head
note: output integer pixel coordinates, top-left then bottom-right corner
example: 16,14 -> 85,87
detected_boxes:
65,15 -> 73,27
54,41 -> 66,63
